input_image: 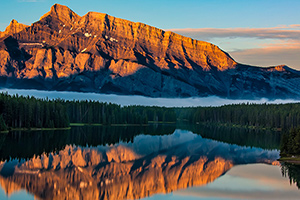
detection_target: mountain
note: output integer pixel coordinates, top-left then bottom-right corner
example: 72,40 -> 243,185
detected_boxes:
0,131 -> 279,200
0,19 -> 28,39
0,4 -> 299,99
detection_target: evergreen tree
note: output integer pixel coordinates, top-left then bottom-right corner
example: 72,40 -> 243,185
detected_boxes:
0,114 -> 7,131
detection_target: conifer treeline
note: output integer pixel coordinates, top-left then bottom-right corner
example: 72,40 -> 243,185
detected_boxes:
64,101 -> 176,125
0,93 -> 177,130
280,127 -> 300,155
1,92 -> 300,131
0,93 -> 69,130
176,103 -> 300,130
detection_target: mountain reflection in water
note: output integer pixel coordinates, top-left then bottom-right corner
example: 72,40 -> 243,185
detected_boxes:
0,128 -> 280,200
0,124 -> 281,161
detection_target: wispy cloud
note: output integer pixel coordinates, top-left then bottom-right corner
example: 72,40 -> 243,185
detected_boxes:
168,25 -> 300,41
230,44 -> 300,68
229,38 -> 300,68
168,25 -> 300,69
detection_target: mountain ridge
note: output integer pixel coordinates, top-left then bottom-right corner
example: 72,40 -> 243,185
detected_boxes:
0,19 -> 28,38
0,4 -> 299,99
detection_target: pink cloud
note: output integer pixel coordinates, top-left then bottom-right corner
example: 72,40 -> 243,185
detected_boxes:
229,45 -> 300,69
167,26 -> 300,70
168,25 -> 300,41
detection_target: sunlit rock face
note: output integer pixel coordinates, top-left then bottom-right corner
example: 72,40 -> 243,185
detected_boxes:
0,19 -> 28,39
0,4 -> 299,98
0,130 -> 279,200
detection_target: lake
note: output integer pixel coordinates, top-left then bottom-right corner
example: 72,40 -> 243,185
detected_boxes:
0,124 -> 299,200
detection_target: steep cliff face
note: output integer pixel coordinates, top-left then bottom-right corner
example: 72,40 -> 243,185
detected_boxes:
0,4 -> 299,98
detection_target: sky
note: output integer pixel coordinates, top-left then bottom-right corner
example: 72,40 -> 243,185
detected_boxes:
0,0 -> 299,69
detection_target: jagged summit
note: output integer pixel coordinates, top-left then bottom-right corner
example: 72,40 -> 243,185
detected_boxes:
0,19 -> 28,38
40,4 -> 80,23
266,65 -> 289,72
0,4 -> 299,99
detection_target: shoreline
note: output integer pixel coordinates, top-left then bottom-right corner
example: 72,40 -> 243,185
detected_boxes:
1,127 -> 71,133
1,122 -> 177,133
70,122 -> 175,127
278,156 -> 300,164
197,122 -> 282,132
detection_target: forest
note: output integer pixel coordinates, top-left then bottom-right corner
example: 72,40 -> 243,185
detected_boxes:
64,100 -> 176,125
176,103 -> 300,130
0,93 -> 69,130
1,93 -> 300,133
280,127 -> 300,156
0,93 -> 177,131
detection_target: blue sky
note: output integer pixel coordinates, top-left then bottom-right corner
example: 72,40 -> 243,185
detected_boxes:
1,0 -> 300,69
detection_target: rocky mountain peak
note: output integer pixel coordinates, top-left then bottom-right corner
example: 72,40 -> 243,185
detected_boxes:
9,19 -> 18,26
40,3 -> 80,24
0,4 -> 299,99
273,65 -> 288,71
265,65 -> 296,73
0,19 -> 28,38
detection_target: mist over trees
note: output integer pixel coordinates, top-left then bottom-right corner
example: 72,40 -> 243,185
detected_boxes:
1,93 -> 300,135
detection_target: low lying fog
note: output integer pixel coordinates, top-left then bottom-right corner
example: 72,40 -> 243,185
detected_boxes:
1,89 -> 299,107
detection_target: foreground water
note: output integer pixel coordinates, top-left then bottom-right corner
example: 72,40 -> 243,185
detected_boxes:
0,124 -> 299,200
145,164 -> 300,200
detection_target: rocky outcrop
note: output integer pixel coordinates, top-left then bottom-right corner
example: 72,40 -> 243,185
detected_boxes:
0,131 -> 279,200
0,4 -> 299,98
0,19 -> 28,38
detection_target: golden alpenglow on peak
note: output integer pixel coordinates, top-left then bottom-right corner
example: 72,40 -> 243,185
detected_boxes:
0,4 -> 299,99
40,3 -> 80,24
0,19 -> 28,38
266,65 -> 289,72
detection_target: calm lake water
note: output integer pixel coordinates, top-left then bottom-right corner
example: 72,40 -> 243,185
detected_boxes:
0,124 -> 299,200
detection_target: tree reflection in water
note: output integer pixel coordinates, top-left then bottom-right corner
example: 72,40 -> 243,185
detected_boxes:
281,162 -> 300,189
